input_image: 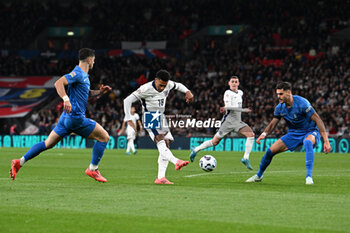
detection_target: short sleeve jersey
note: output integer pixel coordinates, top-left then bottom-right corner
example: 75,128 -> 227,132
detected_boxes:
63,66 -> 90,116
274,95 -> 318,132
223,89 -> 243,121
132,80 -> 178,113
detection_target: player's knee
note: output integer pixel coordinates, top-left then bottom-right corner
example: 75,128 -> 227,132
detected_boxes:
100,132 -> 110,143
303,139 -> 313,147
212,139 -> 219,146
247,132 -> 255,138
45,143 -> 54,149
44,140 -> 55,149
155,134 -> 164,143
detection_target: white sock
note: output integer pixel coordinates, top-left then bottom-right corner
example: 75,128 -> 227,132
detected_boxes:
194,140 -> 213,153
89,163 -> 98,171
157,153 -> 169,179
243,137 -> 254,159
129,139 -> 135,153
126,140 -> 131,153
156,140 -> 178,164
20,157 -> 26,166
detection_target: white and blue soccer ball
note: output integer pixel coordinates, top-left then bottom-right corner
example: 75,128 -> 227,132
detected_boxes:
199,155 -> 217,172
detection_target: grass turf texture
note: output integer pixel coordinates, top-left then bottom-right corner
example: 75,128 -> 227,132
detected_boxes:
1,148 -> 350,233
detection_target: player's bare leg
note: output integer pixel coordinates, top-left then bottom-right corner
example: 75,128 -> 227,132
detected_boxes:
85,123 -> 109,182
10,131 -> 62,180
246,139 -> 288,182
190,135 -> 221,162
238,126 -> 255,170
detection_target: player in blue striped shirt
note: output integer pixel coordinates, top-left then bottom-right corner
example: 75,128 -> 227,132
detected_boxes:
10,48 -> 112,182
246,82 -> 331,184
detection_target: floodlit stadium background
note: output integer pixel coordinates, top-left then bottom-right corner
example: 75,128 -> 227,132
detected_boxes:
0,0 -> 349,150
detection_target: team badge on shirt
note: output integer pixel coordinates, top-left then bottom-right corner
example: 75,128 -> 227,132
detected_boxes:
69,71 -> 76,77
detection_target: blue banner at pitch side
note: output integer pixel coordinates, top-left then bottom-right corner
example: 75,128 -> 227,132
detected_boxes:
0,135 -> 349,153
188,137 -> 350,153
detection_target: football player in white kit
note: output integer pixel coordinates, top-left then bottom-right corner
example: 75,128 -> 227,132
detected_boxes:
189,76 -> 255,169
123,70 -> 194,184
119,106 -> 143,155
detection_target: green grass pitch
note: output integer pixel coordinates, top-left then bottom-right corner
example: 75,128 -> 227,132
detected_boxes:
1,148 -> 350,233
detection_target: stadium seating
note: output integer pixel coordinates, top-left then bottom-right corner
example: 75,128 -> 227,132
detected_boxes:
0,0 -> 349,137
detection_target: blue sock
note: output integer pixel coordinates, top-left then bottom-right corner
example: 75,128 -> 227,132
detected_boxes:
257,148 -> 274,177
91,141 -> 107,166
304,140 -> 314,178
23,141 -> 47,161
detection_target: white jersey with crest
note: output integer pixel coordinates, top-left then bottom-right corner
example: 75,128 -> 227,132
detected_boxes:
223,89 -> 243,122
130,80 -> 188,141
132,80 -> 179,113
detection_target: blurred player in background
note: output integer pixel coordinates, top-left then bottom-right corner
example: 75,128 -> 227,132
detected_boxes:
119,106 -> 143,155
10,48 -> 112,182
246,82 -> 331,185
123,69 -> 193,184
189,76 -> 255,169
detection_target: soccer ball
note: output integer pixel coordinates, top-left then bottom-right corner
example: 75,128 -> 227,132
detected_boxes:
199,155 -> 217,172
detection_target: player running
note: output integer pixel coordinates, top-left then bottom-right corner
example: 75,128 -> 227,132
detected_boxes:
123,69 -> 193,184
119,106 -> 143,155
10,48 -> 112,182
189,76 -> 255,169
246,82 -> 331,185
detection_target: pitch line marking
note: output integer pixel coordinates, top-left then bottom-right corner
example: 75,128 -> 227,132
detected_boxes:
185,170 -> 303,178
184,169 -> 350,178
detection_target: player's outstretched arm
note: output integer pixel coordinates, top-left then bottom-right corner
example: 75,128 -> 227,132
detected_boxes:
224,106 -> 252,112
185,91 -> 194,103
172,81 -> 193,103
256,117 -> 280,144
54,76 -> 71,113
310,112 -> 331,153
90,85 -> 112,98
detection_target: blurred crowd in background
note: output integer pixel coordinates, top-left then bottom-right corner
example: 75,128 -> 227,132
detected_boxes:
0,0 -> 349,137
2,0 -> 349,49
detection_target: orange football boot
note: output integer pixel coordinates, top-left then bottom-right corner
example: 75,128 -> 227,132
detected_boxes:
85,168 -> 107,182
154,177 -> 174,184
175,160 -> 189,170
9,159 -> 21,180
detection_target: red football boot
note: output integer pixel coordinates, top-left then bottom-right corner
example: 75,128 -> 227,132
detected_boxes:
154,177 -> 174,184
85,168 -> 107,182
9,159 -> 21,180
175,160 -> 189,171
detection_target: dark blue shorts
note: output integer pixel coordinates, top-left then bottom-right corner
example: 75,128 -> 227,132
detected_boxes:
281,130 -> 321,151
53,114 -> 96,138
